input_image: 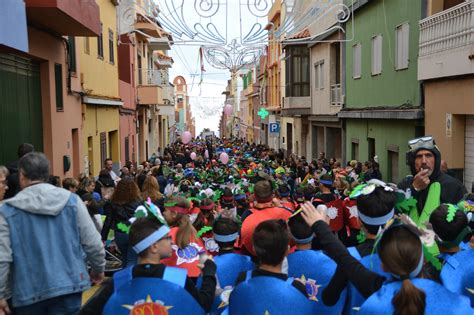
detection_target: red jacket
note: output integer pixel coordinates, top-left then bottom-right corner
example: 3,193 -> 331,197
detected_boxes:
240,207 -> 293,256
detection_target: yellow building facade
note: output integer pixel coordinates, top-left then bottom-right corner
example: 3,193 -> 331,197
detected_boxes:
79,0 -> 122,176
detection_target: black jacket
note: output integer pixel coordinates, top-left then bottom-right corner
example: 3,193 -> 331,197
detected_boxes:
399,146 -> 466,213
398,172 -> 466,214
101,200 -> 142,241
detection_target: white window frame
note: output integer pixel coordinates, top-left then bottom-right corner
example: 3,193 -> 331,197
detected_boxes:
395,22 -> 409,70
314,60 -> 324,90
352,43 -> 361,79
371,34 -> 382,75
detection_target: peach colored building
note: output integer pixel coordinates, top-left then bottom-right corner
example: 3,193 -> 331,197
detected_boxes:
118,0 -> 174,162
419,0 -> 474,191
0,0 -> 100,178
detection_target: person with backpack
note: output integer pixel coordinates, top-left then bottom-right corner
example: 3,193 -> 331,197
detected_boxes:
101,177 -> 143,267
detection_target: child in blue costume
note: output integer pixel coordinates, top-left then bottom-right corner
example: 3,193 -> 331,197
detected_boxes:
287,210 -> 347,314
80,217 -> 217,314
213,217 -> 254,288
424,204 -> 472,281
322,185 -> 396,306
300,202 -> 472,315
234,219 -> 307,297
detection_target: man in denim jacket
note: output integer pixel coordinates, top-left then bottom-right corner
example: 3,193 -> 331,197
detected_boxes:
0,153 -> 105,315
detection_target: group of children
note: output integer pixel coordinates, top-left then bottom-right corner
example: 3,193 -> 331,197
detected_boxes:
78,140 -> 473,315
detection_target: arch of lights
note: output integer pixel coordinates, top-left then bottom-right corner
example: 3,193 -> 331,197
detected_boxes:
118,0 -> 354,72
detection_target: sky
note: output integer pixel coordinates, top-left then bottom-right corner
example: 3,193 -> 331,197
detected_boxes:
160,0 -> 273,135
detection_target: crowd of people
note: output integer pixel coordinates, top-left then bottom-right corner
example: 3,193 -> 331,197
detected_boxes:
0,135 -> 473,315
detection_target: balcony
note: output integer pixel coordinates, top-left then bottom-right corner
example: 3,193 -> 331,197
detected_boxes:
138,69 -> 167,86
418,0 -> 474,80
282,96 -> 311,115
137,69 -> 164,105
135,13 -> 162,38
149,38 -> 172,51
0,0 -> 28,52
330,84 -> 343,106
25,0 -> 100,36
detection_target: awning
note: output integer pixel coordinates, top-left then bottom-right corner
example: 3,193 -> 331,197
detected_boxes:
83,96 -> 123,106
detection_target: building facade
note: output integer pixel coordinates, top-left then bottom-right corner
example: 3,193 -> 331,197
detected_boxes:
0,0 -> 100,178
173,76 -> 195,139
419,0 -> 474,190
339,0 -> 424,182
79,0 -> 122,176
265,1 -> 283,149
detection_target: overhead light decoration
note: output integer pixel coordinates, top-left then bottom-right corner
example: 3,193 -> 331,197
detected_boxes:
154,0 -> 353,71
117,1 -> 354,72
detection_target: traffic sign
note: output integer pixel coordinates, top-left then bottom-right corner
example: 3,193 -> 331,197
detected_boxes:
269,122 -> 280,133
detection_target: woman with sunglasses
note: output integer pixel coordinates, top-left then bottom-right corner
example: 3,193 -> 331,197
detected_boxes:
300,202 -> 473,314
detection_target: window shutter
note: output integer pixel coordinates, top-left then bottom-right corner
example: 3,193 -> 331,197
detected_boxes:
396,23 -> 409,70
403,23 -> 409,69
371,35 -> 382,75
353,44 -> 361,78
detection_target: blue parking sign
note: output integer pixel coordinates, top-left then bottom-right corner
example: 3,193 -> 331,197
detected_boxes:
269,123 -> 280,133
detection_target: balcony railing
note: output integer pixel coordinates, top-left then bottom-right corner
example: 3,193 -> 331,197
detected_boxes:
419,1 -> 473,57
418,0 -> 474,80
330,84 -> 342,106
138,69 -> 166,86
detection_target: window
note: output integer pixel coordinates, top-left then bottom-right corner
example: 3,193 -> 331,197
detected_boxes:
396,23 -> 409,70
353,43 -> 361,79
388,147 -> 400,183
108,29 -> 115,64
54,63 -> 63,111
84,37 -> 90,55
125,136 -> 130,162
68,37 -> 76,73
98,23 -> 103,59
285,45 -> 310,97
371,35 -> 382,75
351,140 -> 359,161
100,132 -> 107,165
368,137 -> 375,161
314,61 -> 324,90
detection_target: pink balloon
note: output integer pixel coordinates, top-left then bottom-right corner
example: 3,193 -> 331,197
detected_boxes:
182,131 -> 192,144
190,152 -> 197,160
224,104 -> 233,116
220,152 -> 229,165
204,150 -> 209,159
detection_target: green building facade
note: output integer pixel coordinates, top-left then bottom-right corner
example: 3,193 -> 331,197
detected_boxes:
341,0 -> 424,182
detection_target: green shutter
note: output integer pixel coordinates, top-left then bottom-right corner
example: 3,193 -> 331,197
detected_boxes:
68,36 -> 76,73
0,54 -> 43,164
54,63 -> 63,111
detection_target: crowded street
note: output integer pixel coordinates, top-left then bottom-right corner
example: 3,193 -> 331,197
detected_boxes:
1,0 -> 474,314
